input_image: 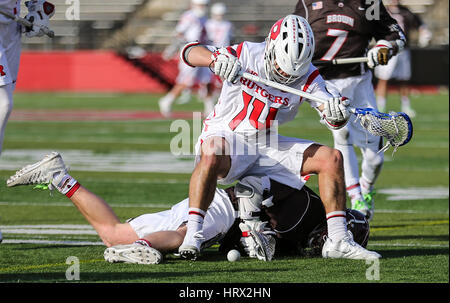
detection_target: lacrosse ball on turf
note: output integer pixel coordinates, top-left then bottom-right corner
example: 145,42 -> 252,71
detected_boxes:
227,249 -> 240,262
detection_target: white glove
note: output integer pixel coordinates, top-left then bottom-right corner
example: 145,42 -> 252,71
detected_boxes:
322,97 -> 350,130
239,221 -> 276,261
211,47 -> 241,83
23,0 -> 55,38
367,40 -> 392,68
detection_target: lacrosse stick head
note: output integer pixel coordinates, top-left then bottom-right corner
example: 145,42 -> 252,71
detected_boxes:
354,108 -> 413,151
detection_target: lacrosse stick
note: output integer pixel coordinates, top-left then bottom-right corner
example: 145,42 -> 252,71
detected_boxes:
0,9 -> 55,38
313,57 -> 368,66
241,72 -> 413,153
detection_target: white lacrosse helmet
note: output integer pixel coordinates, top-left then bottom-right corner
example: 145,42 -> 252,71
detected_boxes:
211,2 -> 226,16
264,15 -> 315,84
191,0 -> 209,5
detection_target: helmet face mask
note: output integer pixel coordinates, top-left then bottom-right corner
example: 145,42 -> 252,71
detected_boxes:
264,15 -> 315,85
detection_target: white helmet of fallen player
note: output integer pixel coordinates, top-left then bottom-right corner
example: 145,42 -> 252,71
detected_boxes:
264,15 -> 315,84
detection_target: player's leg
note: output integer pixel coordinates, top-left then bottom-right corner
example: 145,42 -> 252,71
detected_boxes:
159,63 -> 195,117
359,138 -> 384,219
399,83 -> 415,117
354,73 -> 384,220
396,49 -> 415,117
68,186 -> 139,246
331,123 -> 368,213
179,136 -> 231,259
325,77 -> 367,215
6,152 -> 139,246
0,83 -> 13,156
301,144 -> 380,259
374,54 -> 398,112
375,78 -> 389,112
158,83 -> 188,118
0,22 -> 20,157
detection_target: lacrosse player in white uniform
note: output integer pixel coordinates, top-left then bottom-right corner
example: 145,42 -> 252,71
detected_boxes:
202,2 -> 234,116
0,0 -> 54,157
6,151 -> 238,264
158,0 -> 211,118
177,15 -> 381,261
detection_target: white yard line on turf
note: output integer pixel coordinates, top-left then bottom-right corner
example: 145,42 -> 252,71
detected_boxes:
0,149 -> 195,173
2,239 -> 104,246
369,242 -> 449,248
0,201 -> 174,208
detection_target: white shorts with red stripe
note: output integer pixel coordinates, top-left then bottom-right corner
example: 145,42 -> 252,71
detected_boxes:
195,130 -> 315,190
128,188 -> 237,243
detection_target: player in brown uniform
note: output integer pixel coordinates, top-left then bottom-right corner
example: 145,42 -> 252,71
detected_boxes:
375,0 -> 432,117
294,0 -> 406,221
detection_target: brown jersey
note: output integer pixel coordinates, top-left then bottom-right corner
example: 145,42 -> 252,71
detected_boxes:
294,0 -> 406,79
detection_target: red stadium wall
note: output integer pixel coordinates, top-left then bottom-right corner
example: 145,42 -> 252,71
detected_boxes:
15,51 -> 169,93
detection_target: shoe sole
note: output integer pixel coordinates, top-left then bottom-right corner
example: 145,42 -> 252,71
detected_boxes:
104,246 -> 162,264
6,152 -> 63,187
178,245 -> 199,261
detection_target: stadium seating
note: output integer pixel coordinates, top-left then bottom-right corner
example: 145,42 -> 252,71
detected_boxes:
19,0 -> 447,51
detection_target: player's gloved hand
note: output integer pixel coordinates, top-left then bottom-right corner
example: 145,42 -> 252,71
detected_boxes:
322,97 -> 350,130
23,0 -> 55,38
211,47 -> 241,83
366,40 -> 392,68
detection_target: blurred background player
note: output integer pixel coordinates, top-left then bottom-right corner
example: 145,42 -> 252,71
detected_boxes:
375,0 -> 432,117
203,2 -> 234,116
0,0 -> 54,157
294,0 -> 406,221
158,0 -> 211,118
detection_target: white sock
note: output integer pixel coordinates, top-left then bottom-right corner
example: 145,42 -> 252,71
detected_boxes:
185,208 -> 206,242
326,211 -> 347,241
347,183 -> 363,203
401,96 -> 411,108
360,176 -> 374,195
377,96 -> 386,111
160,93 -> 176,107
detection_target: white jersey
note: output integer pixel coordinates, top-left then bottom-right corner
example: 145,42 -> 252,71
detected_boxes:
176,10 -> 208,44
128,188 -> 237,246
0,0 -> 19,24
206,19 -> 233,47
203,41 -> 332,137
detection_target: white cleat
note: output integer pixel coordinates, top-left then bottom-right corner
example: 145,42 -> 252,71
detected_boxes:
322,233 -> 381,260
158,97 -> 172,118
104,243 -> 163,265
6,151 -> 67,188
178,244 -> 200,261
178,231 -> 204,261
